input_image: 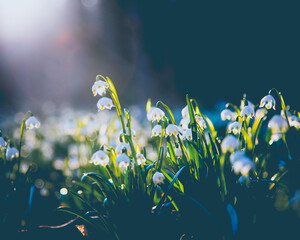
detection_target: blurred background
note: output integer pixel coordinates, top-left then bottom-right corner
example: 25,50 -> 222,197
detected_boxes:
0,0 -> 300,115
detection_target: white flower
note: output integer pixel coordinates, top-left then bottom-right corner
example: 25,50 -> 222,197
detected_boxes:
231,153 -> 254,176
136,153 -> 146,165
165,124 -> 179,137
228,121 -> 242,135
255,108 -> 268,119
92,80 -> 109,96
25,116 -> 40,129
119,127 -> 136,137
241,100 -> 255,110
6,146 -> 19,160
153,172 -> 165,186
268,115 -> 288,133
230,151 -> 245,164
0,137 -> 7,150
240,106 -> 254,120
260,94 -> 276,110
221,109 -> 238,121
148,107 -> 165,122
115,153 -> 130,169
221,135 -> 240,153
115,142 -> 132,156
289,115 -> 300,129
195,115 -> 207,129
97,97 -> 114,111
151,125 -> 163,137
180,117 -> 190,130
90,150 -> 109,166
182,129 -> 192,141
181,105 -> 189,118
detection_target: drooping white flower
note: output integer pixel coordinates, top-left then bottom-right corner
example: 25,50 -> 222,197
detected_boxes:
165,124 -> 179,137
0,137 -> 7,150
221,135 -> 240,153
119,127 -> 136,137
6,146 -> 19,160
90,150 -> 109,166
228,121 -> 242,135
92,80 -> 109,96
260,94 -> 276,110
195,115 -> 207,129
241,100 -> 255,110
229,150 -> 245,164
231,153 -> 255,176
181,105 -> 189,118
151,125 -> 163,137
182,129 -> 192,141
255,108 -> 268,119
25,116 -> 40,129
153,172 -> 165,186
115,153 -> 130,169
115,142 -> 132,156
180,117 -> 190,130
240,106 -> 254,120
221,109 -> 238,121
268,115 -> 289,133
136,153 -> 146,165
97,97 -> 114,111
289,115 -> 300,129
148,107 -> 165,122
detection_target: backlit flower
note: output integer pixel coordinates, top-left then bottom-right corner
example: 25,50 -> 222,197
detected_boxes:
180,117 -> 190,130
289,115 -> 300,129
240,106 -> 254,120
182,129 -> 192,141
90,150 -> 109,166
268,115 -> 288,133
260,94 -> 276,110
97,97 -> 114,111
153,172 -> 165,186
221,109 -> 238,121
115,142 -> 132,156
92,80 -> 109,96
228,121 -> 242,135
221,135 -> 240,153
181,105 -> 189,118
151,125 -> 163,137
195,115 -> 207,129
165,124 -> 179,137
241,100 -> 255,110
25,116 -> 40,129
148,107 -> 165,122
136,153 -> 146,165
0,137 -> 7,150
231,152 -> 254,176
115,153 -> 130,169
6,146 -> 19,160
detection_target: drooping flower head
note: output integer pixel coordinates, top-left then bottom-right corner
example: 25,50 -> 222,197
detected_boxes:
240,106 -> 254,120
182,129 -> 192,141
288,115 -> 300,129
221,109 -> 238,121
0,136 -> 7,150
230,151 -> 254,176
151,125 -> 163,137
268,115 -> 289,133
181,105 -> 189,118
92,80 -> 109,96
25,116 -> 40,129
195,115 -> 207,129
153,172 -> 165,186
97,97 -> 114,111
180,117 -> 190,130
115,153 -> 130,169
6,145 -> 19,160
90,150 -> 109,166
228,121 -> 242,135
260,94 -> 276,110
148,107 -> 165,122
165,124 -> 179,137
136,153 -> 146,165
115,142 -> 132,156
221,135 -> 240,153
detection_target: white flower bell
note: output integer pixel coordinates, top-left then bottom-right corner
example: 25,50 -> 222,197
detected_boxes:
148,107 -> 165,122
260,95 -> 276,110
182,129 -> 192,141
0,137 -> 7,150
289,115 -> 300,129
151,125 -> 163,137
25,116 -> 40,129
180,117 -> 190,130
240,106 -> 254,120
153,172 -> 165,186
195,115 -> 207,129
165,124 -> 179,137
92,80 -> 109,96
221,109 -> 238,121
90,150 -> 109,166
268,115 -> 289,133
231,152 -> 254,176
115,153 -> 130,169
221,135 -> 240,153
181,105 -> 189,118
6,146 -> 19,160
97,97 -> 114,111
115,142 -> 132,156
228,121 -> 242,135
136,153 -> 146,165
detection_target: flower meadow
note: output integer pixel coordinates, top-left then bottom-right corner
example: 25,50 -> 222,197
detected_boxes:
1,75 -> 300,240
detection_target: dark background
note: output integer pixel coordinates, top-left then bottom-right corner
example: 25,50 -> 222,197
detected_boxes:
0,0 -> 299,114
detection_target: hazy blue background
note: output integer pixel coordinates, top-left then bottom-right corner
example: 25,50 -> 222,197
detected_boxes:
0,0 -> 299,115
